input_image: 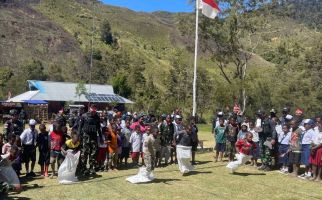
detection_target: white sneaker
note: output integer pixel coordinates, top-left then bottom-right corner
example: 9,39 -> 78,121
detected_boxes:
298,174 -> 307,179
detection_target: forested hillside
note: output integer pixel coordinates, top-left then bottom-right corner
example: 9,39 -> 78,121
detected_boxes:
0,0 -> 321,118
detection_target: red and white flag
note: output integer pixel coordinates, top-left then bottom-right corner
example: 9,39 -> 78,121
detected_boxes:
198,0 -> 221,19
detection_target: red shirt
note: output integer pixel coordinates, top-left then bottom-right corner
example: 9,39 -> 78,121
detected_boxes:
49,131 -> 64,151
235,139 -> 256,155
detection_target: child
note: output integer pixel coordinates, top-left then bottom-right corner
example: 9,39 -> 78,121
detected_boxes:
96,130 -> 108,172
298,119 -> 316,179
2,133 -> 16,155
214,118 -> 227,162
154,131 -> 162,167
49,121 -> 65,178
237,123 -> 248,140
249,121 -> 259,166
226,132 -> 256,173
288,120 -> 303,177
116,128 -> 123,165
37,124 -> 50,177
278,124 -> 291,174
61,133 -> 81,155
0,145 -> 22,192
107,124 -> 118,171
129,125 -> 142,166
310,119 -> 322,181
226,117 -> 239,162
120,120 -> 132,166
141,126 -> 150,165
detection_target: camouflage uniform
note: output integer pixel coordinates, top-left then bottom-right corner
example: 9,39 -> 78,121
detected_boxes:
159,121 -> 174,164
143,134 -> 156,172
78,112 -> 101,174
259,118 -> 276,169
4,119 -> 23,139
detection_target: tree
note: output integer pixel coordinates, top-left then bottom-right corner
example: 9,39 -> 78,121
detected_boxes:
112,74 -> 132,98
100,19 -> 117,46
75,81 -> 87,102
198,0 -> 268,112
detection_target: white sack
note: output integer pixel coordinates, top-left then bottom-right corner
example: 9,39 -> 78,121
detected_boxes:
58,151 -> 80,184
126,167 -> 155,184
176,145 -> 194,174
226,153 -> 252,173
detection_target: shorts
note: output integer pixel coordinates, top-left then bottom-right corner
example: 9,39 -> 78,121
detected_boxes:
289,152 -> 301,164
22,145 -> 36,163
96,148 -> 107,162
50,150 -> 64,164
300,144 -> 310,166
121,147 -> 130,159
215,143 -> 226,152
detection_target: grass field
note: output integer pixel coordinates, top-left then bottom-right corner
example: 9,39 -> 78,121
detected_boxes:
3,124 -> 322,200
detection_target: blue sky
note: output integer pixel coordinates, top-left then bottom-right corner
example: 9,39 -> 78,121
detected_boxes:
101,0 -> 194,13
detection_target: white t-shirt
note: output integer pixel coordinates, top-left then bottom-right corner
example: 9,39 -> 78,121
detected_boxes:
313,131 -> 322,145
250,129 -> 259,143
255,118 -> 262,128
278,131 -> 291,145
20,128 -> 38,146
129,132 -> 142,153
301,129 -> 315,145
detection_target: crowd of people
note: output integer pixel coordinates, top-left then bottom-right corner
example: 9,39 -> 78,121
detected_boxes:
213,107 -> 322,181
0,106 -> 199,192
1,104 -> 321,193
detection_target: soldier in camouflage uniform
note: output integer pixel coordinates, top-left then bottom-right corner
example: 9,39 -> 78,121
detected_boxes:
159,114 -> 174,165
78,105 -> 102,175
257,110 -> 277,171
4,110 -> 24,141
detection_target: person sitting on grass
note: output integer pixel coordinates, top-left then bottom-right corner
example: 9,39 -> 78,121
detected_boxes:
214,118 -> 227,162
37,124 -> 50,177
226,132 -> 256,173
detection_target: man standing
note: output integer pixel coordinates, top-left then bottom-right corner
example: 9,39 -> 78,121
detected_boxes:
159,115 -> 174,165
20,119 -> 38,177
142,126 -> 158,173
4,109 -> 24,140
258,111 -> 277,171
78,104 -> 102,175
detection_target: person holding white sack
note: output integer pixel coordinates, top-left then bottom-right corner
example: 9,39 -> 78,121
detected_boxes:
226,132 -> 257,173
126,125 -> 158,184
176,125 -> 194,175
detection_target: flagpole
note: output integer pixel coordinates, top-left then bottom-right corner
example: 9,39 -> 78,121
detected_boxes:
192,0 -> 199,117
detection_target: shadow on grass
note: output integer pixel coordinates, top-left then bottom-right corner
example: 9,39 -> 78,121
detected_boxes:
135,178 -> 181,184
77,174 -> 103,182
0,194 -> 32,200
193,160 -> 212,165
232,172 -> 266,176
186,171 -> 212,176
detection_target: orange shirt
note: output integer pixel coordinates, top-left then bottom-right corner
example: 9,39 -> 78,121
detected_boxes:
108,130 -> 118,153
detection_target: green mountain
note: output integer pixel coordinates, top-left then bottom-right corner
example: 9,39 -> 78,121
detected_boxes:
0,0 -> 321,117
